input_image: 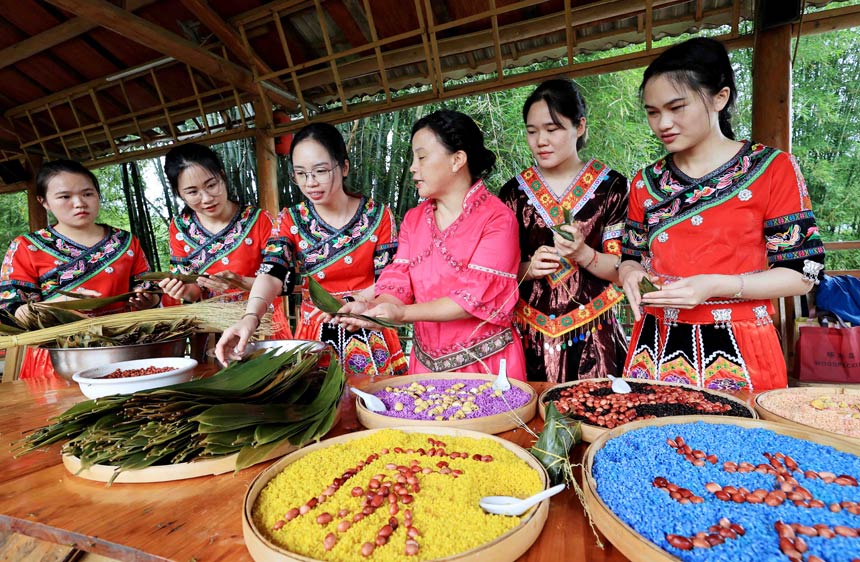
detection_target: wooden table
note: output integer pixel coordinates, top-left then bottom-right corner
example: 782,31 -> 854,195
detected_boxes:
0,376 -> 627,562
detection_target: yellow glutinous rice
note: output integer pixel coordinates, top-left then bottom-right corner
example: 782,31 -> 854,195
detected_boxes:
253,429 -> 543,561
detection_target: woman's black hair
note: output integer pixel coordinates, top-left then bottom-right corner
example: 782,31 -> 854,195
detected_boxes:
35,160 -> 100,199
522,79 -> 589,150
164,142 -> 229,199
410,109 -> 496,182
290,122 -> 349,167
640,37 -> 737,140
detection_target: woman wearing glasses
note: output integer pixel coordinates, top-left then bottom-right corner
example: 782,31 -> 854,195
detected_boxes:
159,143 -> 291,337
216,123 -> 407,378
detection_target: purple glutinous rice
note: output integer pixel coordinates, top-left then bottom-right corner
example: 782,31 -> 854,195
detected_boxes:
371,379 -> 531,421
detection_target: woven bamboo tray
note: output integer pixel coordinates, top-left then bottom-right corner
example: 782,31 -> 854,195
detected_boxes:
755,386 -> 860,446
582,415 -> 860,562
242,426 -> 550,562
538,378 -> 756,442
62,439 -> 300,483
355,373 -> 536,434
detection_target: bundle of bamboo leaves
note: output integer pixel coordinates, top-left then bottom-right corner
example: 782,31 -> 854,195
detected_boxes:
17,345 -> 343,483
0,299 -> 273,349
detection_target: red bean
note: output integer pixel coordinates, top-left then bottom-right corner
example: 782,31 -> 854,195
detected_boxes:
361,542 -> 375,557
272,519 -> 285,530
666,534 -> 693,550
284,508 -> 300,521
324,533 -> 337,551
316,512 -> 332,525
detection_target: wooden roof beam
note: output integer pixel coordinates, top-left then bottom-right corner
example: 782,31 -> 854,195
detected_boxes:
178,0 -> 299,110
44,0 -> 297,109
0,0 -> 157,71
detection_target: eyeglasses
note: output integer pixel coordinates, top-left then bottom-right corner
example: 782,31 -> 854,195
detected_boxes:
181,177 -> 225,202
293,163 -> 339,185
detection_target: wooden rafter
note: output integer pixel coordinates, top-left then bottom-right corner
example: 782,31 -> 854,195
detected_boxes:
0,0 -> 157,71
178,0 -> 299,110
44,0 -> 296,109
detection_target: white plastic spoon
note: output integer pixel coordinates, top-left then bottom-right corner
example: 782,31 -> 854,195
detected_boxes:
492,358 -> 511,392
350,387 -> 387,412
607,374 -> 632,394
479,483 -> 566,516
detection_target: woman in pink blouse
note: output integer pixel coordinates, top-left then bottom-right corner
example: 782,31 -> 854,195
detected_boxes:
337,110 -> 526,380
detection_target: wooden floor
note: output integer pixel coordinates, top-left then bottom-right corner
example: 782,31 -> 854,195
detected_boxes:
0,530 -> 119,562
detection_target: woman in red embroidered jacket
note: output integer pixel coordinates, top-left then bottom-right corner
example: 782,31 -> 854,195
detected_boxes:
337,110 -> 527,380
499,79 -> 629,383
619,38 -> 825,392
158,143 -> 291,339
0,160 -> 158,379
215,124 -> 406,378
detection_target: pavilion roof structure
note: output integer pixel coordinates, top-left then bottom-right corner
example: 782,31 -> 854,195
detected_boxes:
0,0 -> 857,187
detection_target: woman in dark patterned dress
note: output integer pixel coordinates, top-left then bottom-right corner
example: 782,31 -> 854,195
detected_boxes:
620,38 -> 825,392
499,79 -> 629,383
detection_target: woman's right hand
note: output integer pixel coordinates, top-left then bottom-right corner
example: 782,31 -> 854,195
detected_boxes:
524,246 -> 562,280
215,315 -> 259,365
158,278 -> 200,302
619,262 -> 652,322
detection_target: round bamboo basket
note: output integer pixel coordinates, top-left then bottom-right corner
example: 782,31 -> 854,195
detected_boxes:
755,386 -> 860,446
582,415 -> 860,562
355,373 -> 536,434
538,378 -> 756,442
242,426 -> 550,562
62,439 -> 299,483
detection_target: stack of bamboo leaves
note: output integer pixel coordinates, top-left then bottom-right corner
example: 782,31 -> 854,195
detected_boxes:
17,345 -> 343,483
53,318 -> 198,348
0,299 -> 273,349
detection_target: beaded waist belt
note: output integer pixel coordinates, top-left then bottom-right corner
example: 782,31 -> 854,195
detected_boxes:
515,284 -> 624,338
413,328 -> 513,372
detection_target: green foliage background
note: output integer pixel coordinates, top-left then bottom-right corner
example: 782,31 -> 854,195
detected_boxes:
1,26 -> 857,271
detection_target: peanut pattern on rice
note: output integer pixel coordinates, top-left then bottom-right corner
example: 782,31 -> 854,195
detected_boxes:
253,429 -> 543,561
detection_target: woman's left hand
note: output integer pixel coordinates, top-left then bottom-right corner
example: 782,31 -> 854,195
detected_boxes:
129,287 -> 159,310
640,275 -> 718,309
552,223 -> 589,263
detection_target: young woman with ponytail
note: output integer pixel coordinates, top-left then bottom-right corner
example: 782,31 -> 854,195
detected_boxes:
619,37 -> 826,392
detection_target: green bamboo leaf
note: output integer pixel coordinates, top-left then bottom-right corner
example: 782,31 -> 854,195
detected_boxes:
136,271 -> 201,284
234,439 -> 287,471
49,290 -> 162,311
639,277 -> 660,295
550,224 -> 575,241
306,275 -> 343,314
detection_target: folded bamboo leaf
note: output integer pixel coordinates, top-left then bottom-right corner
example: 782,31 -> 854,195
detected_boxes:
639,277 -> 660,295
550,209 -> 575,241
530,402 -> 581,486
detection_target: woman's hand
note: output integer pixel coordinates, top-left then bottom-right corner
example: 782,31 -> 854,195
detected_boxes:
552,223 -> 590,264
523,245 -> 562,280
640,275 -> 721,310
158,277 -> 200,302
618,262 -> 650,322
334,299 -> 403,331
215,315 -> 259,365
129,287 -> 159,310
199,271 -> 254,292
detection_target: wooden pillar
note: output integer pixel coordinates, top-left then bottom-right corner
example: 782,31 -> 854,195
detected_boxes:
751,12 -> 795,371
751,23 -> 792,151
253,100 -> 279,214
26,155 -> 47,231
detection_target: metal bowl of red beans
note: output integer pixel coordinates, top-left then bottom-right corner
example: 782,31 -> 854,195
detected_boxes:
71,356 -> 198,399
